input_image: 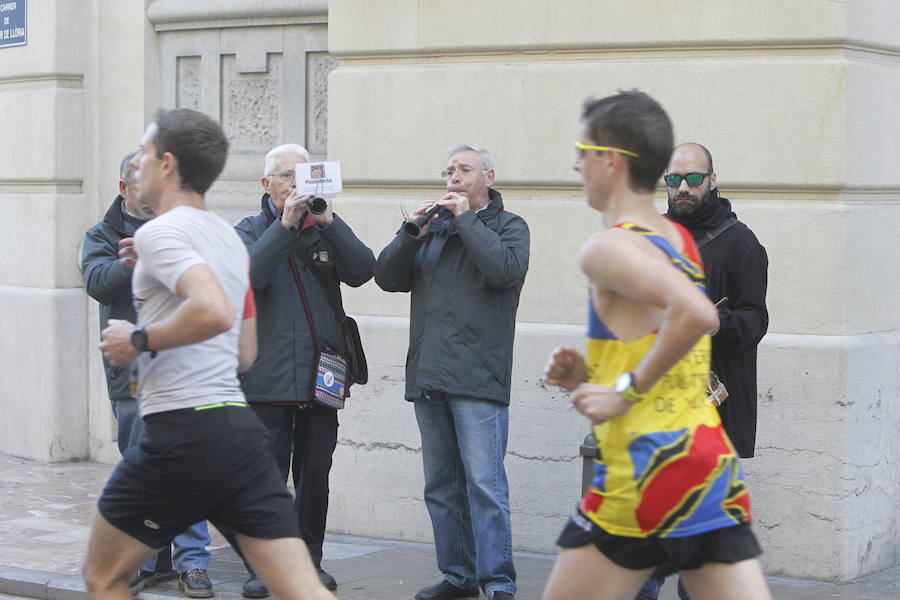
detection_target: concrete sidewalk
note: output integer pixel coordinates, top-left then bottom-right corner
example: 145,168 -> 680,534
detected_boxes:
0,454 -> 897,600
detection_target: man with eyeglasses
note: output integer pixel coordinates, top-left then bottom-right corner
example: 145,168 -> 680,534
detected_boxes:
234,143 -> 375,597
375,144 -> 529,600
542,91 -> 770,600
636,143 -> 769,600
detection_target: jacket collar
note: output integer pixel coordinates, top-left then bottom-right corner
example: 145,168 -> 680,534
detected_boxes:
103,195 -> 146,237
260,193 -> 278,225
481,188 -> 503,217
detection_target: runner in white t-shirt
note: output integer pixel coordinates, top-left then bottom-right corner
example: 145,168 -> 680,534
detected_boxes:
83,108 -> 336,600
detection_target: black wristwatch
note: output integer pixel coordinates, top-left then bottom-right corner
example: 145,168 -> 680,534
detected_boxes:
130,327 -> 157,358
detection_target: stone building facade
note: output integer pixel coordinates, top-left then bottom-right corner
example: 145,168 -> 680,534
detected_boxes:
0,0 -> 897,583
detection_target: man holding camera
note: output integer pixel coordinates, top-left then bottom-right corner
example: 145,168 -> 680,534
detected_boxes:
375,144 -> 530,600
234,144 -> 375,597
81,151 -> 214,598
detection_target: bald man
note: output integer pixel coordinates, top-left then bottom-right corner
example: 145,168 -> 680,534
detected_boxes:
637,143 -> 769,600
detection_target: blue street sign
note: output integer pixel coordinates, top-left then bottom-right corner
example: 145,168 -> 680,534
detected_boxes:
0,0 -> 26,49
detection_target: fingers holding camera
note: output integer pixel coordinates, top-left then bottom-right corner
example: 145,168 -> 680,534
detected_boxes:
282,191 -> 312,230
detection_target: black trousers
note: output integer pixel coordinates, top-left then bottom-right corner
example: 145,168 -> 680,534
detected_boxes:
249,402 -> 339,566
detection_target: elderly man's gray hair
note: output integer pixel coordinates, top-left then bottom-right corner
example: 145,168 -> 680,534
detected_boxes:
448,144 -> 494,171
264,143 -> 311,177
119,151 -> 138,184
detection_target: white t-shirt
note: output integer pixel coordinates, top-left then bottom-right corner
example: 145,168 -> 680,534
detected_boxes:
132,205 -> 249,416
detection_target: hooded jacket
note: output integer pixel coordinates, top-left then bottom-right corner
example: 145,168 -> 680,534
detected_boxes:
235,194 -> 375,404
667,191 -> 768,457
374,189 -> 530,405
81,196 -> 148,402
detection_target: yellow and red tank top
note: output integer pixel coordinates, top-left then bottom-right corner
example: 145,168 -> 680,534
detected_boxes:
580,221 -> 751,539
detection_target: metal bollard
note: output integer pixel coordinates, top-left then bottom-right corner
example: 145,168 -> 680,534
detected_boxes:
579,432 -> 599,497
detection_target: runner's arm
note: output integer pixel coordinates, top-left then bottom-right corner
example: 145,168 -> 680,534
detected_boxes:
144,263 -> 235,350
581,231 -> 718,393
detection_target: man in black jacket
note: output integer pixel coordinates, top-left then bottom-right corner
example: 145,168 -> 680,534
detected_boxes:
636,142 -> 768,600
81,152 -> 214,598
375,145 -> 529,600
234,143 -> 375,597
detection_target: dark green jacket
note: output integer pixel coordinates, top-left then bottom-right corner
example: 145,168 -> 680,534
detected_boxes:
374,189 -> 529,405
235,194 -> 375,404
81,196 -> 146,402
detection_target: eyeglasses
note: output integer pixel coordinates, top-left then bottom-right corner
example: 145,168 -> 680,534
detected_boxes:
574,141 -> 640,159
441,164 -> 486,179
267,170 -> 295,183
663,172 -> 711,187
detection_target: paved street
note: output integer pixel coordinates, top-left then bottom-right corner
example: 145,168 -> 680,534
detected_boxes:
0,453 -> 898,600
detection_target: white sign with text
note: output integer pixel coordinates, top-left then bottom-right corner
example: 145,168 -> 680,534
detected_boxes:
297,161 -> 343,195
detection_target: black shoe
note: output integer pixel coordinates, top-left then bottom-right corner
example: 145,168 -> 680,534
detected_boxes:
415,580 -> 479,600
128,569 -> 178,593
317,567 -> 337,591
179,568 -> 214,598
242,573 -> 270,598
490,592 -> 515,600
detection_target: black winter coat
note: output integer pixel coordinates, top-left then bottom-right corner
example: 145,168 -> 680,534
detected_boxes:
374,189 -> 530,405
81,196 -> 147,402
235,194 -> 375,404
696,215 -> 768,458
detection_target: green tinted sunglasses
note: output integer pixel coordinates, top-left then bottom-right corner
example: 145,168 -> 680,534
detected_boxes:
664,172 -> 711,187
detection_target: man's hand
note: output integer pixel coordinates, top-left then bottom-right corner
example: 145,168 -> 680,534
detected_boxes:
437,192 -> 470,217
100,319 -> 141,365
408,201 -> 441,238
118,237 -> 138,268
543,346 -> 588,391
281,192 -> 314,230
570,383 -> 633,424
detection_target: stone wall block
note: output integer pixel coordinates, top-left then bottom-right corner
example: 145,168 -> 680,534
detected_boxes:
330,1 -> 899,54
0,287 -> 87,461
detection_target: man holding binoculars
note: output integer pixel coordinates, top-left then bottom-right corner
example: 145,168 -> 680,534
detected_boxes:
375,144 -> 530,600
234,143 -> 375,597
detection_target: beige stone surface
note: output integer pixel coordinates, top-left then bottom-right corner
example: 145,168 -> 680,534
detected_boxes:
750,332 -> 900,580
329,0 -> 900,54
0,288 -> 88,461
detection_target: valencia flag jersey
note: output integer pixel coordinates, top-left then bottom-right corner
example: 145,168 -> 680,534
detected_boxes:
580,220 -> 751,539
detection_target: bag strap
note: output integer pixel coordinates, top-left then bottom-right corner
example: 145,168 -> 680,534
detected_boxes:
696,215 -> 738,249
287,253 -> 321,352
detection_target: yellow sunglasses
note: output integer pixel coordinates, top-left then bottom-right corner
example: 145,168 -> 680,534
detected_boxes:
574,141 -> 640,158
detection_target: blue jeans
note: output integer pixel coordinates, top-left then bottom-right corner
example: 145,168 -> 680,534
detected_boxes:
637,575 -> 690,600
112,399 -> 212,573
414,392 -> 516,598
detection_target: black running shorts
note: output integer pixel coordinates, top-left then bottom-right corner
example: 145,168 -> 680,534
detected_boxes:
98,403 -> 299,549
557,508 -> 761,575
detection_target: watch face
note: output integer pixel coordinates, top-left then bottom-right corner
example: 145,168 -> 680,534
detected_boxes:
615,372 -> 633,394
131,328 -> 147,351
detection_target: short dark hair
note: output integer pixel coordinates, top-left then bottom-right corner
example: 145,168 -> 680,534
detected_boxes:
151,108 -> 228,195
581,90 -> 673,193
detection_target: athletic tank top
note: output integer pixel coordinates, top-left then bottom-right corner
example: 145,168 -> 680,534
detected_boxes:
580,221 -> 751,538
